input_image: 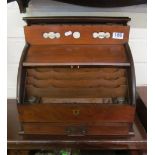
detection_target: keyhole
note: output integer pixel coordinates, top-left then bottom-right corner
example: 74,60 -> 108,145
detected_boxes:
72,109 -> 80,116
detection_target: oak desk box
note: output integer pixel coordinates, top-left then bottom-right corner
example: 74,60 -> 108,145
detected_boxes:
17,17 -> 136,138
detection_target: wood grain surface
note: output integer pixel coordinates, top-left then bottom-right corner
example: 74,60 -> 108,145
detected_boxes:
24,25 -> 129,45
23,45 -> 129,66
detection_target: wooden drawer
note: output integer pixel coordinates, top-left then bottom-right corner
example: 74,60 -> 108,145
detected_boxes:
18,104 -> 135,123
24,25 -> 129,45
22,122 -> 131,136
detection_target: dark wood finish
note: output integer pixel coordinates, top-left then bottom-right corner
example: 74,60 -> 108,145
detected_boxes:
137,87 -> 147,106
136,87 -> 147,131
136,97 -> 147,132
125,43 -> 136,106
18,104 -> 135,123
8,150 -> 29,155
7,96 -> 147,150
8,87 -> 146,155
24,25 -> 129,45
17,43 -> 30,104
130,151 -> 141,155
24,17 -> 131,26
18,102 -> 135,136
7,150 -> 141,155
55,0 -> 147,7
22,122 -> 131,136
17,17 -> 136,137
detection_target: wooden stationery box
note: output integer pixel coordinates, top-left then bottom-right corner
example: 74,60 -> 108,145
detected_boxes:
17,17 -> 136,137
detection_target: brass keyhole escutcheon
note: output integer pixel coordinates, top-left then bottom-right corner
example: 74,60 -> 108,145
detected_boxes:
72,109 -> 80,116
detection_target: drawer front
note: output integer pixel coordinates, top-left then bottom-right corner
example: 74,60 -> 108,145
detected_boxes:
18,104 -> 135,123
22,122 -> 131,136
24,25 -> 129,45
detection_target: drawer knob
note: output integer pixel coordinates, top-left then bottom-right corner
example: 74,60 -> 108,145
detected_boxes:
73,32 -> 80,39
49,32 -> 56,39
43,32 -> 49,39
93,32 -> 110,39
105,32 -> 111,38
65,31 -> 72,36
93,32 -> 98,38
55,32 -> 61,39
43,32 -> 60,39
98,32 -> 105,39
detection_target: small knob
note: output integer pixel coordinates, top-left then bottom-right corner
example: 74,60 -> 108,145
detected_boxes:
65,31 -> 72,36
55,32 -> 61,39
43,32 -> 61,39
73,32 -> 80,39
93,32 -> 98,38
98,32 -> 105,39
43,33 -> 49,39
48,32 -> 56,39
105,32 -> 111,38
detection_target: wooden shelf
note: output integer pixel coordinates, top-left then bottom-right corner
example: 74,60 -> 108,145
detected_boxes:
23,45 -> 130,67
